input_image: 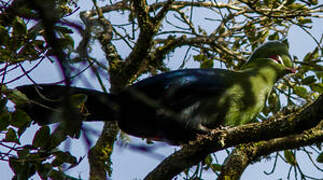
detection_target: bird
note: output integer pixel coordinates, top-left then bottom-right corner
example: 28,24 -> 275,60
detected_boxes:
16,40 -> 295,145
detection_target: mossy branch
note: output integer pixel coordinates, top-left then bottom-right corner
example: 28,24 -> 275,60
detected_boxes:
218,122 -> 323,180
144,95 -> 323,180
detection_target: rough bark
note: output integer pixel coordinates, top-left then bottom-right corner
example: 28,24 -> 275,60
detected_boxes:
88,121 -> 119,180
218,123 -> 323,180
86,1 -> 175,179
144,95 -> 323,180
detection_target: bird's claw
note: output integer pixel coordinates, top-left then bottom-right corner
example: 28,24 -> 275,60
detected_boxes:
196,124 -> 212,134
219,124 -> 232,130
208,125 -> 232,135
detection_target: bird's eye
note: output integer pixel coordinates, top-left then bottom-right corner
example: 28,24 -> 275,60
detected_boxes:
270,55 -> 283,65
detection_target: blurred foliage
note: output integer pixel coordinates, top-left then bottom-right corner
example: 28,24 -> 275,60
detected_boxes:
0,0 -> 322,179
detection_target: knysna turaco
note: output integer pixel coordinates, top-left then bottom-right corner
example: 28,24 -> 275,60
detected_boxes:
17,40 -> 295,145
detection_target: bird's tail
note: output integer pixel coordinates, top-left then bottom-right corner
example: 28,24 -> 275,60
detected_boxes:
16,84 -> 119,126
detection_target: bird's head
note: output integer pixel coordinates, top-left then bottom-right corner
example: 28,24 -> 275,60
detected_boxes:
242,40 -> 296,76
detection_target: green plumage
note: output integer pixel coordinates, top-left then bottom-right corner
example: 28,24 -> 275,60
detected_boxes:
199,41 -> 294,129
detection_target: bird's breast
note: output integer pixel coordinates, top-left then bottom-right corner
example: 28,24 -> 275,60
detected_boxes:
195,84 -> 270,129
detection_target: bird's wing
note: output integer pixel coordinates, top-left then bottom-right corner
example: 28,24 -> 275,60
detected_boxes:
130,68 -> 232,111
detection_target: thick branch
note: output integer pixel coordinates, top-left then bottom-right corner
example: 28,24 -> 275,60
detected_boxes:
153,0 -> 175,24
144,95 -> 323,180
88,1 -> 242,17
218,123 -> 323,180
132,0 -> 152,30
86,1 -> 323,19
85,2 -> 123,179
154,35 -> 245,62
150,1 -> 243,11
112,0 -> 174,86
88,122 -> 119,180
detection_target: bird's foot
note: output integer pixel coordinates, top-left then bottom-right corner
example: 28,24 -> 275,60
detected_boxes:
210,125 -> 232,135
219,125 -> 232,130
197,123 -> 212,134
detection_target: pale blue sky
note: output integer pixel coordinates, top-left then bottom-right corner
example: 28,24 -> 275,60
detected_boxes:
1,0 -> 322,179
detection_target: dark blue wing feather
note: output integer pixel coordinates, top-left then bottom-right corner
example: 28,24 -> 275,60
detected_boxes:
130,68 -> 231,110
116,68 -> 235,143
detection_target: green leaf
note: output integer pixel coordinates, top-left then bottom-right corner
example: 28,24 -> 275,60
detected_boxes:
301,75 -> 316,85
57,37 -> 74,49
200,59 -> 214,69
4,128 -> 20,144
5,88 -> 29,107
9,157 -> 36,180
49,170 -> 81,180
297,17 -> 312,25
282,39 -> 289,48
204,154 -> 213,167
210,164 -> 222,173
56,26 -> 73,34
316,152 -> 323,163
0,49 -> 12,63
294,86 -> 308,98
309,0 -> 318,5
13,17 -> 27,36
37,163 -> 53,179
315,71 -> 323,80
263,0 -> 270,6
12,109 -> 32,136
46,127 -> 69,150
17,148 -> 30,159
311,83 -> 323,93
0,111 -> 11,131
284,150 -> 297,166
268,32 -> 279,40
286,0 -> 296,5
0,97 -> 8,111
303,52 -> 312,62
268,92 -> 281,112
259,30 -> 269,42
193,54 -> 206,62
33,40 -> 46,51
52,151 -> 77,167
12,109 -> 31,128
194,54 -> 214,69
32,126 -> 50,148
0,26 -> 9,44
288,3 -> 307,10
303,47 -> 319,62
312,47 -> 319,59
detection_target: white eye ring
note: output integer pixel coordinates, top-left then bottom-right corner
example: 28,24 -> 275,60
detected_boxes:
271,55 -> 284,65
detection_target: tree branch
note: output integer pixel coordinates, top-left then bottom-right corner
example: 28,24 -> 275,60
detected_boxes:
144,95 -> 323,180
109,0 -> 174,86
152,0 -> 175,24
85,2 -> 123,179
153,35 -> 245,63
218,122 -> 323,180
88,122 -> 119,180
